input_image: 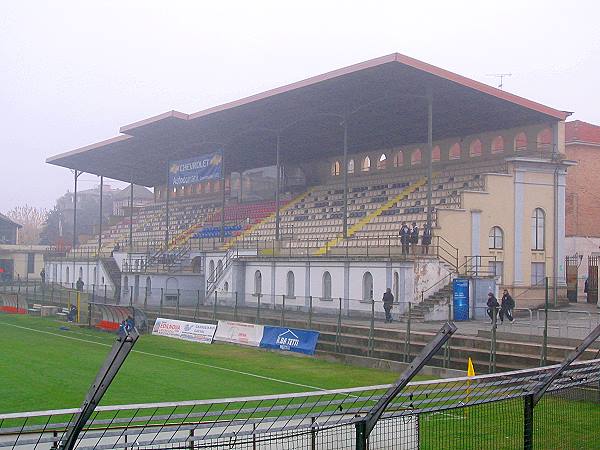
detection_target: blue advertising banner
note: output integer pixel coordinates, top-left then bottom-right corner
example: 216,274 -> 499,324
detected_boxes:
453,278 -> 470,321
260,326 -> 320,355
168,153 -> 222,186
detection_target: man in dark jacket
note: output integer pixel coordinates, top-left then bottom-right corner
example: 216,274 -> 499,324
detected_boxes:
399,222 -> 410,255
382,288 -> 394,323
410,222 -> 419,254
76,277 -> 84,292
486,292 -> 499,323
499,289 -> 515,323
421,223 -> 432,254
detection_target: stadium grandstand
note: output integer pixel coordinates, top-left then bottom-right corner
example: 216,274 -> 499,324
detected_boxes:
43,52 -> 572,314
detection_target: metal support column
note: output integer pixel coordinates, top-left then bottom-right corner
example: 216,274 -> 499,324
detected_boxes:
342,121 -> 349,238
165,164 -> 171,249
72,170 -> 80,250
275,134 -> 281,240
129,180 -> 134,255
98,176 -> 103,254
220,150 -> 226,242
426,92 -> 433,227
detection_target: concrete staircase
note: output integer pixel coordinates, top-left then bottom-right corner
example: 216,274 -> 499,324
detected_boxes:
401,283 -> 454,321
314,177 -> 428,256
100,257 -> 121,298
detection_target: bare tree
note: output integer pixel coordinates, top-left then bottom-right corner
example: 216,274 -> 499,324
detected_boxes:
6,205 -> 48,245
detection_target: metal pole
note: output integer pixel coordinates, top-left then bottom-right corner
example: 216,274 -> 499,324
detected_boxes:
165,164 -> 171,249
426,92 -> 433,227
523,394 -> 534,450
281,294 -> 285,326
275,134 -> 281,240
489,304 -> 498,373
540,276 -> 549,366
98,176 -> 103,254
129,180 -> 134,255
234,291 -> 238,321
220,150 -> 226,242
404,302 -> 412,362
342,121 -> 349,238
308,295 -> 313,329
73,170 -> 79,250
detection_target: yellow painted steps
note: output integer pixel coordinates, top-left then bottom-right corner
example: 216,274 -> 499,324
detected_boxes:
222,188 -> 315,251
314,177 -> 428,256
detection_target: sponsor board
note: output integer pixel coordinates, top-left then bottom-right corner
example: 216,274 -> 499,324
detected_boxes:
214,320 -> 264,347
168,153 -> 222,186
152,318 -> 217,344
260,326 -> 319,355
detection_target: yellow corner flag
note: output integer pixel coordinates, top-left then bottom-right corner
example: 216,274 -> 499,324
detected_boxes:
467,357 -> 476,377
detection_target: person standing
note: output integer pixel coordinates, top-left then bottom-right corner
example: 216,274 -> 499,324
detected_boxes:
40,268 -> 46,284
486,292 -> 499,323
410,222 -> 419,254
382,288 -> 394,323
499,289 -> 515,323
76,277 -> 84,292
399,222 -> 410,255
421,223 -> 432,254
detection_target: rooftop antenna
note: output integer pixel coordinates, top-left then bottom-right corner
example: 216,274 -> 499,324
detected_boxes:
486,73 -> 512,90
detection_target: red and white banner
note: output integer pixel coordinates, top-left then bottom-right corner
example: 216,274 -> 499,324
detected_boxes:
152,318 -> 217,344
214,320 -> 264,347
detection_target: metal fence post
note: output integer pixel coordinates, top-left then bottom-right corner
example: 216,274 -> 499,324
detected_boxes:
489,306 -> 498,373
160,288 -> 164,315
523,394 -> 534,450
234,291 -> 238,321
213,290 -> 218,321
308,295 -> 313,329
257,293 -> 261,323
540,276 -> 549,366
144,285 -> 148,308
281,294 -> 286,326
355,420 -> 368,450
404,302 -> 412,362
335,297 -> 342,353
444,300 -> 452,367
177,289 -> 181,319
129,287 -> 133,306
103,284 -> 107,303
368,299 -> 375,357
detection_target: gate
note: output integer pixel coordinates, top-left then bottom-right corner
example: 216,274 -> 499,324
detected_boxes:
587,255 -> 598,304
565,255 -> 579,303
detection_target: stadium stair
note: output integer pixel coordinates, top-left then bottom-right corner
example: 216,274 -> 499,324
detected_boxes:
398,282 -> 454,322
314,176 -> 428,255
100,257 -> 122,299
222,188 -> 315,251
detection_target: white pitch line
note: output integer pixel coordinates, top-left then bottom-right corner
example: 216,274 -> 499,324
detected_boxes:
1,321 -> 326,391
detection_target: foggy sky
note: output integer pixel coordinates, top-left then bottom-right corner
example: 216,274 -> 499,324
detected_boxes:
1,0 -> 599,213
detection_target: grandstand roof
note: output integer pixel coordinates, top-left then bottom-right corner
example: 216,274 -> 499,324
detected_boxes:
47,53 -> 570,187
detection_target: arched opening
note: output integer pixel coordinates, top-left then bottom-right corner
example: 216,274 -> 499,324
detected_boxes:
78,267 -> 83,280
515,132 -> 528,151
431,146 -> 441,162
489,226 -> 504,249
331,160 -> 341,176
286,271 -> 295,297
361,156 -> 371,172
393,271 -> 399,301
532,208 -> 545,250
537,128 -> 552,151
66,266 -> 70,284
123,275 -> 129,294
322,271 -> 332,299
146,276 -> 152,295
393,151 -> 404,167
362,272 -> 374,301
411,149 -> 422,166
191,256 -> 202,273
254,270 -> 262,295
377,153 -> 387,170
217,260 -> 223,278
469,139 -> 482,157
491,136 -> 504,154
223,281 -> 229,292
347,159 -> 355,174
449,143 -> 461,160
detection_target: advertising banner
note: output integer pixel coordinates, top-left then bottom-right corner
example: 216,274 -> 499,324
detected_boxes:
259,326 -> 320,355
168,153 -> 222,187
214,320 -> 264,347
152,318 -> 217,344
452,278 -> 470,321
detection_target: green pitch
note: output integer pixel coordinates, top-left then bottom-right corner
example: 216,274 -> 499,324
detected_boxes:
0,313 -> 403,414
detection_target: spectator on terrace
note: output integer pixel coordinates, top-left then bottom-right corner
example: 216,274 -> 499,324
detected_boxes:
486,292 -> 499,324
421,223 -> 432,254
410,222 -> 419,254
499,289 -> 515,324
382,288 -> 394,323
76,277 -> 84,292
40,268 -> 46,284
399,222 -> 410,255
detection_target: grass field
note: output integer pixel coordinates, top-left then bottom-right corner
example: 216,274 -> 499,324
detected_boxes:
0,313 -> 405,414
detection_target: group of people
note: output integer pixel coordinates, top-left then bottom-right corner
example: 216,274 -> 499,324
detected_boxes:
486,290 -> 515,324
399,222 -> 432,255
118,315 -> 136,336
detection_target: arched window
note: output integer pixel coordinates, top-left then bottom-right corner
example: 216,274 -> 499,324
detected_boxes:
393,271 -> 399,301
286,271 -> 295,297
377,153 -> 387,170
331,160 -> 341,176
191,256 -> 202,273
123,275 -> 129,293
449,143 -> 461,160
393,151 -> 404,167
322,271 -> 332,299
411,149 -> 422,166
223,281 -> 229,292
347,159 -> 355,174
491,136 -> 504,154
532,208 -> 545,250
78,267 -> 83,279
469,139 -> 482,157
217,260 -> 223,278
254,270 -> 262,295
431,146 -> 441,162
361,156 -> 371,172
146,276 -> 152,294
515,132 -> 528,151
209,260 -> 215,280
489,226 -> 504,249
66,266 -> 70,284
362,271 -> 374,301
537,128 -> 552,151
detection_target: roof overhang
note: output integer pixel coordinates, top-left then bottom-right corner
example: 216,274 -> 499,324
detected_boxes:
47,52 -> 571,186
